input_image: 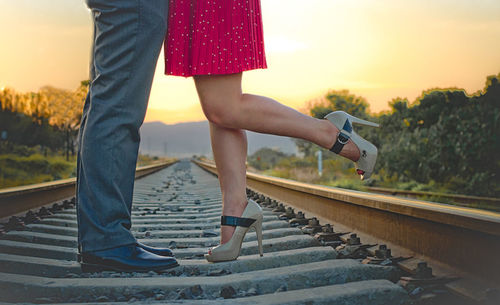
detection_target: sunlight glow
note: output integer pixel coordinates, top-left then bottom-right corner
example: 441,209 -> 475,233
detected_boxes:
265,36 -> 308,53
1,0 -> 499,124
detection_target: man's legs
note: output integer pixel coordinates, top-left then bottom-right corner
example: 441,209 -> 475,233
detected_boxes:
77,0 -> 167,253
75,17 -> 95,255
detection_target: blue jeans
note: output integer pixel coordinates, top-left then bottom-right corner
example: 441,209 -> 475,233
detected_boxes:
76,0 -> 168,252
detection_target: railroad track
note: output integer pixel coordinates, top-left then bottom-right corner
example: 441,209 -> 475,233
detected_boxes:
195,159 -> 500,304
0,160 -> 498,304
0,160 -> 176,219
365,187 -> 500,212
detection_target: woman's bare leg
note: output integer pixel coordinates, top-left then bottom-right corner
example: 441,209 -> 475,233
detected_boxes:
194,72 -> 360,244
194,73 -> 360,160
208,123 -> 248,244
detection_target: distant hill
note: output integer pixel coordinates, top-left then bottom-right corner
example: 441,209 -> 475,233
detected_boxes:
139,121 -> 297,158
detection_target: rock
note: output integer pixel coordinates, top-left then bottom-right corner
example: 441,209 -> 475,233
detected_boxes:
205,242 -> 218,247
410,286 -> 424,296
201,229 -> 218,237
275,285 -> 287,292
35,297 -> 54,303
220,286 -> 236,299
134,292 -> 149,300
95,296 -> 109,302
190,285 -> 203,297
419,293 -> 437,300
190,267 -> 200,276
154,293 -> 165,300
246,287 -> 258,296
116,296 -> 127,302
69,296 -> 85,303
178,288 -> 194,299
207,269 -> 228,276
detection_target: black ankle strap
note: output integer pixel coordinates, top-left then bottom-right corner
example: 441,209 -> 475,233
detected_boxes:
221,216 -> 256,227
330,119 -> 352,154
330,132 -> 350,153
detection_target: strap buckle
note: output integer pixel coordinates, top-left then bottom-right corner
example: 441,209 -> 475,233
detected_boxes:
337,132 -> 350,145
330,131 -> 351,154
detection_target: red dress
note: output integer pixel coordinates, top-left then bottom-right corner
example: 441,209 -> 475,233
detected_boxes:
164,0 -> 267,77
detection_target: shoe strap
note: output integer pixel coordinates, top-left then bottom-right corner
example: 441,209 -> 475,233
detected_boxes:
221,215 -> 256,227
330,119 -> 352,154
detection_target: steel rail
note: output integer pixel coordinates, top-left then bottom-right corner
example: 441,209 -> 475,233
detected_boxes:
0,160 -> 177,219
194,159 -> 500,300
366,186 -> 500,209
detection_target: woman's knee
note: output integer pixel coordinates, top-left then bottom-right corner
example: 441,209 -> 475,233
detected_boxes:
195,74 -> 243,127
201,99 -> 239,127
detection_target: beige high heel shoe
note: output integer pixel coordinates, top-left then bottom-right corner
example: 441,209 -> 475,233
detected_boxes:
205,199 -> 263,262
325,111 -> 380,180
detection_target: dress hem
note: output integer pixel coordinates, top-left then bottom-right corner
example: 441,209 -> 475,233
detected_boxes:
165,65 -> 268,78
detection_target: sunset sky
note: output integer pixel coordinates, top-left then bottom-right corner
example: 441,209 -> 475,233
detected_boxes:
1,0 -> 499,124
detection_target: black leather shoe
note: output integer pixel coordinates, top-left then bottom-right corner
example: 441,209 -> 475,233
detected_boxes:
80,244 -> 178,273
76,242 -> 175,262
137,241 -> 174,257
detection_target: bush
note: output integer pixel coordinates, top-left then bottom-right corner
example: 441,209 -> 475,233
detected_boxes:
0,154 -> 75,188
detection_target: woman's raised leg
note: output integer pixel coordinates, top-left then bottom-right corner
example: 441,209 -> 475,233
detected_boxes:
194,72 -> 361,245
194,73 -> 360,161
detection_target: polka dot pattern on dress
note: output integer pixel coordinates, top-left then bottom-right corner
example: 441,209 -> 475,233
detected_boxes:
164,0 -> 267,77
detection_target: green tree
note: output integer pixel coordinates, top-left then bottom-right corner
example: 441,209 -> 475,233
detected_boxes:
248,148 -> 289,170
376,73 -> 500,196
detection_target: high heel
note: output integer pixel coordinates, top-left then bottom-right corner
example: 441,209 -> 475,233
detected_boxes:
205,199 -> 263,262
324,111 -> 379,180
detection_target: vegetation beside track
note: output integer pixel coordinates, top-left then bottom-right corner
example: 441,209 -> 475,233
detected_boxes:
248,73 -> 500,207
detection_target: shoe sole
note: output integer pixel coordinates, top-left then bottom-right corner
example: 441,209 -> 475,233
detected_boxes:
77,253 -> 175,262
80,261 -> 179,273
204,253 -> 237,263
